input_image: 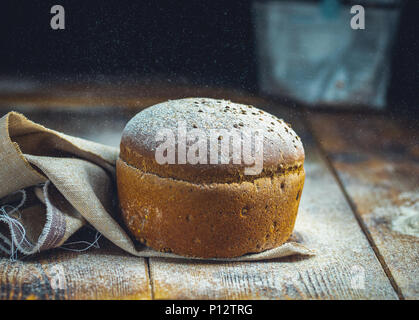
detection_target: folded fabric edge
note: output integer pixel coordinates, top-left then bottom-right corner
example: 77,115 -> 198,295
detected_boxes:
0,182 -> 69,260
6,111 -> 118,171
127,241 -> 315,262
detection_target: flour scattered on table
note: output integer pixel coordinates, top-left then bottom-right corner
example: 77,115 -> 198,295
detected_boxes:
391,191 -> 419,237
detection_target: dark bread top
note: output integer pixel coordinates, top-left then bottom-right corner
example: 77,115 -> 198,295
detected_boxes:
120,98 -> 304,183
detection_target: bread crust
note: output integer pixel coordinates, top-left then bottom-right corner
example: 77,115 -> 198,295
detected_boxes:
117,98 -> 306,258
120,98 -> 304,184
117,158 -> 305,258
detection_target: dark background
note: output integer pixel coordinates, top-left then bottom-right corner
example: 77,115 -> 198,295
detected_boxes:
0,0 -> 418,115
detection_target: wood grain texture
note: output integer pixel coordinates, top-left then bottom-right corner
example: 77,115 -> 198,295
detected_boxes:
308,112 -> 419,300
0,84 -> 408,300
0,244 -> 152,300
148,108 -> 398,300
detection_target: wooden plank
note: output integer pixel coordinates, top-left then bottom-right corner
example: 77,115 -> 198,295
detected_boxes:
308,112 -> 419,300
0,109 -> 153,300
0,89 -> 405,299
0,243 -> 152,300
0,108 -> 152,299
0,255 -> 53,300
148,108 -> 399,300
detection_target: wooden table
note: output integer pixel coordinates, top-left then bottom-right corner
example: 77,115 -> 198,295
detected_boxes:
0,81 -> 417,300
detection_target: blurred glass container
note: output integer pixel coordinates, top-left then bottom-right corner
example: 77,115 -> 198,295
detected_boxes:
253,0 -> 402,109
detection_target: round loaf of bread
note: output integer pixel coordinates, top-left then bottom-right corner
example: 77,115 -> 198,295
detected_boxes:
117,98 -> 305,258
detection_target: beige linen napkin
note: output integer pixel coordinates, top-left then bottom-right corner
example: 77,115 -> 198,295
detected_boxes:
0,112 -> 313,261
